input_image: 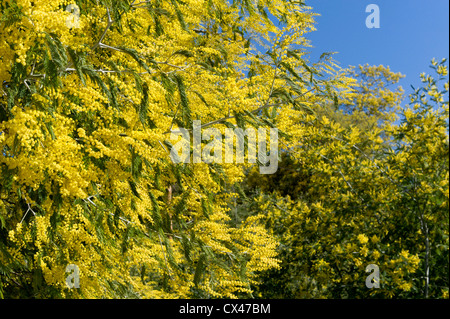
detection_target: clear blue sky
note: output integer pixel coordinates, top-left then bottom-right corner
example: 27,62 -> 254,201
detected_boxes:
304,0 -> 449,94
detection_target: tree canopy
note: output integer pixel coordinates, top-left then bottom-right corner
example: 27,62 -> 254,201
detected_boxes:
0,0 -> 448,299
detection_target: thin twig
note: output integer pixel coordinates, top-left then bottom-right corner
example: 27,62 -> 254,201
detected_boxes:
91,7 -> 114,51
20,203 -> 36,223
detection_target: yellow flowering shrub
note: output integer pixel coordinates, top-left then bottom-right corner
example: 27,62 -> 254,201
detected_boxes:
0,0 -> 340,298
242,62 -> 448,299
2,0 -> 445,300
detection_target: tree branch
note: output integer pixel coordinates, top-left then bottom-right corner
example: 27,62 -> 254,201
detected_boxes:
91,7 -> 114,51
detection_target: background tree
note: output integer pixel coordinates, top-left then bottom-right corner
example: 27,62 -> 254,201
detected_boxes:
243,60 -> 449,299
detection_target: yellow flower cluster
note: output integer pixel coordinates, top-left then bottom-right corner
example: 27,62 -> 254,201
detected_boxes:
2,0 -> 320,298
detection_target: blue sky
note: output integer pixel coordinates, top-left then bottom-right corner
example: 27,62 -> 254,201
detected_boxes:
304,0 -> 449,95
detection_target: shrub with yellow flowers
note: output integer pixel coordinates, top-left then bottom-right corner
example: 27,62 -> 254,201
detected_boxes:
0,0 -> 356,298
242,62 -> 448,299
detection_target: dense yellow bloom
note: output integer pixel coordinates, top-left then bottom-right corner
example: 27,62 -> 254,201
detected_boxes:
1,0 -> 317,298
357,234 -> 369,244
